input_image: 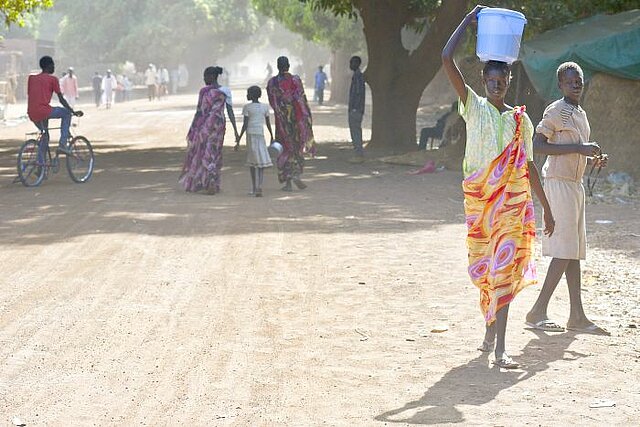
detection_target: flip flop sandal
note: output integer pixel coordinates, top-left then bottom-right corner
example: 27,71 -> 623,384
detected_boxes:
525,320 -> 565,332
566,324 -> 611,336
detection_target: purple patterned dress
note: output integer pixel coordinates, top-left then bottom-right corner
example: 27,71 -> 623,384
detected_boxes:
179,85 -> 227,192
267,73 -> 316,183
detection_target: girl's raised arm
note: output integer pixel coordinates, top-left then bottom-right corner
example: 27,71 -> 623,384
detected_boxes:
442,5 -> 485,104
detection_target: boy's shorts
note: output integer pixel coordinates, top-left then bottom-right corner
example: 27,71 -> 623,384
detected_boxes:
542,178 -> 586,260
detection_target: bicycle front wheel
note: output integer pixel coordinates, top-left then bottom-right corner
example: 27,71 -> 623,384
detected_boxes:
66,136 -> 95,183
17,139 -> 45,187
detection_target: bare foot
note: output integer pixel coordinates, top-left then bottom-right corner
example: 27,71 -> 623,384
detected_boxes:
566,321 -> 610,336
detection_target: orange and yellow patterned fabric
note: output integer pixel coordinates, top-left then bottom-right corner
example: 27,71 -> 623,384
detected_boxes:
462,106 -> 537,325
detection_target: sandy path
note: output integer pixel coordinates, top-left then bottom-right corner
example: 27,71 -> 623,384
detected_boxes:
0,94 -> 638,425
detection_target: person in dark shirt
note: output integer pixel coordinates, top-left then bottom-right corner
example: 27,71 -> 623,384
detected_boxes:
348,56 -> 365,160
92,71 -> 103,107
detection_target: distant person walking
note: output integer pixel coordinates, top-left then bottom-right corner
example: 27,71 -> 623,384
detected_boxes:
179,66 -> 239,194
145,64 -> 157,101
59,67 -> 79,108
348,56 -> 366,161
267,56 -> 316,191
314,65 -> 328,105
236,85 -> 274,197
159,65 -> 169,99
101,70 -> 117,109
123,75 -> 133,102
92,71 -> 102,107
264,62 -> 273,85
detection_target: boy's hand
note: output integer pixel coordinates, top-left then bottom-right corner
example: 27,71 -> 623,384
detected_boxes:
578,142 -> 600,157
594,153 -> 608,168
543,210 -> 555,237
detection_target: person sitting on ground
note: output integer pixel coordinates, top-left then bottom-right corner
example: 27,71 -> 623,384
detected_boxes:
27,56 -> 83,154
418,102 -> 457,150
442,5 -> 555,369
236,85 -> 274,197
525,62 -> 610,335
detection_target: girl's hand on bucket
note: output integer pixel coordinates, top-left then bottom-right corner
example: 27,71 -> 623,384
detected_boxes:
469,5 -> 487,23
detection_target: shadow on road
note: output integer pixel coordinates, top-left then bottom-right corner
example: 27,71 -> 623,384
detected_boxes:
375,331 -> 582,424
0,140 -> 465,245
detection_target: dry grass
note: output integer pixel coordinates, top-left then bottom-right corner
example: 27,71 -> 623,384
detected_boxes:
583,73 -> 640,179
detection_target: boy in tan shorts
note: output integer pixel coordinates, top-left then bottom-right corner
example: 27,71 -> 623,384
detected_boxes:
525,62 -> 609,335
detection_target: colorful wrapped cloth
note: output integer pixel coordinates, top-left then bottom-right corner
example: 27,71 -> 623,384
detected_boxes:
462,107 -> 537,324
267,73 -> 316,183
179,85 -> 227,192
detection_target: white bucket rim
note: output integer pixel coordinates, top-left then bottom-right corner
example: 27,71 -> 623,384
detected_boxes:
478,8 -> 526,22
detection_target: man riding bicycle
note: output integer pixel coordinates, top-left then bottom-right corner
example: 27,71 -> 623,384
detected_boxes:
27,56 -> 83,154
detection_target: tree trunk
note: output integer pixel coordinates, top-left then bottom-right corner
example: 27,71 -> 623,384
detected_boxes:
369,77 -> 423,151
329,49 -> 351,104
356,0 -> 467,150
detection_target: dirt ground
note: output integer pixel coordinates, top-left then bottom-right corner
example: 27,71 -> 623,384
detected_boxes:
0,92 -> 638,426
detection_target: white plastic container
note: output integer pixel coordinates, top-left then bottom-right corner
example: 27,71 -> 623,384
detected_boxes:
476,8 -> 527,64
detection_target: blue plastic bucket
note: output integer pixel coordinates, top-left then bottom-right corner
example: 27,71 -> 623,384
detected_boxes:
476,8 -> 527,64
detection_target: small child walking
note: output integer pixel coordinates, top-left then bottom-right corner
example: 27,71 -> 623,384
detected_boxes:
236,86 -> 274,197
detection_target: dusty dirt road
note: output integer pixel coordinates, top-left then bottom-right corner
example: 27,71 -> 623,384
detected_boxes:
1,93 -> 638,425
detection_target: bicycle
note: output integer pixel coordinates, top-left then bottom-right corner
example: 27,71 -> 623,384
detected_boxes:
16,115 -> 95,187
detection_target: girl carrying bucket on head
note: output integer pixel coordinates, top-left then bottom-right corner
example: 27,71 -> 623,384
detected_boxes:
236,85 -> 273,197
442,5 -> 555,369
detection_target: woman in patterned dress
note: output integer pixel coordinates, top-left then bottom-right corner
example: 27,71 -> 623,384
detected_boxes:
266,56 -> 316,191
442,5 -> 555,369
179,66 -> 239,194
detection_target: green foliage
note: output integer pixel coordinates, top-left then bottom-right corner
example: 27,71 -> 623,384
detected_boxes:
303,0 -> 441,24
0,0 -> 52,26
493,0 -> 640,36
304,0 -> 640,35
252,0 -> 363,51
55,0 -> 260,66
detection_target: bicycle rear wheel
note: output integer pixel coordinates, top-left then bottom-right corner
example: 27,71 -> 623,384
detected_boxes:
66,135 -> 95,183
17,139 -> 45,187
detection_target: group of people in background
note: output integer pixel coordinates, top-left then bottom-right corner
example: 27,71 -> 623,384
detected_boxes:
144,63 -> 170,101
91,70 -> 132,108
179,55 -> 366,197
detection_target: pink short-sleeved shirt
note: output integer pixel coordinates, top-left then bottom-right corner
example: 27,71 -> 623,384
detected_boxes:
537,99 -> 590,182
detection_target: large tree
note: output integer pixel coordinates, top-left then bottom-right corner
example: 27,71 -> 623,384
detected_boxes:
304,0 -> 640,150
305,0 -> 468,150
252,0 -> 364,103
0,0 -> 52,26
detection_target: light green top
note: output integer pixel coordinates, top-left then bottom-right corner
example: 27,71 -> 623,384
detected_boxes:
459,85 -> 534,178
